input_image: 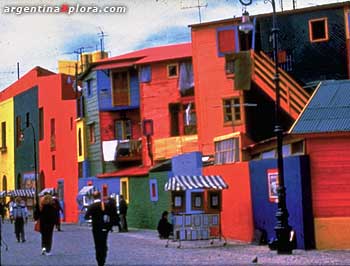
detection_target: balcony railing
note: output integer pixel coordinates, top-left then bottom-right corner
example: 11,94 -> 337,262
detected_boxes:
115,139 -> 142,162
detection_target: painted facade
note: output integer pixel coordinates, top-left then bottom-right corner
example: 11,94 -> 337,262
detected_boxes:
0,67 -> 78,222
0,98 -> 15,192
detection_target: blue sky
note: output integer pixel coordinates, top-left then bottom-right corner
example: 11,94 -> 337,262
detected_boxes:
0,0 -> 346,91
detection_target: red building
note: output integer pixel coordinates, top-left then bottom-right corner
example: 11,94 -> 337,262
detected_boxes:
0,67 -> 78,222
290,80 -> 350,249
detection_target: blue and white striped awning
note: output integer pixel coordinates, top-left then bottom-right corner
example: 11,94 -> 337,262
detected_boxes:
0,191 -> 6,198
7,189 -> 35,198
164,175 -> 228,191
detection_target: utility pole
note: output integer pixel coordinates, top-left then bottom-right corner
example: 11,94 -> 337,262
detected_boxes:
292,0 -> 296,10
181,0 -> 207,23
17,62 -> 20,80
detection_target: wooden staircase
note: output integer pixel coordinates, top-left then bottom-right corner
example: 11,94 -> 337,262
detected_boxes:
251,51 -> 310,120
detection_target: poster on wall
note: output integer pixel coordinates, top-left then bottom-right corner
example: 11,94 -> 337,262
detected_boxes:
267,169 -> 279,203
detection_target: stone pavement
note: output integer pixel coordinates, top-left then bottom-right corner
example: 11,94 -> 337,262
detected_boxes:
1,221 -> 350,266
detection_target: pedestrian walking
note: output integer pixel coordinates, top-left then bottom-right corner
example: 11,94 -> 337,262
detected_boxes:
8,197 -> 15,224
84,191 -> 117,266
52,194 -> 63,231
119,195 -> 128,232
10,197 -> 28,242
34,194 -> 57,256
106,197 -> 120,232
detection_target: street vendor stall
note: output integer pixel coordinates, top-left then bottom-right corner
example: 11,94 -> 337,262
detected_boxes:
164,175 -> 228,247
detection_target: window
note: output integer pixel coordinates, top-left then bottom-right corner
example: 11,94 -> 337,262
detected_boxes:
89,123 -> 96,144
115,120 -> 131,140
16,116 -> 21,147
52,155 -> 56,171
261,149 -> 276,159
77,95 -> 85,118
39,108 -> 44,140
149,179 -> 158,202
169,103 -> 180,136
223,97 -> 242,124
26,112 -> 30,127
112,71 -> 130,106
217,26 -> 237,56
70,117 -> 73,131
172,191 -> 185,213
2,175 -> 7,192
215,137 -> 239,164
208,191 -> 221,210
169,103 -> 197,136
78,128 -> 82,156
1,121 -> 6,150
78,162 -> 83,178
191,192 -> 204,210
50,118 -> 56,150
291,140 -> 304,155
86,79 -> 93,97
120,178 -> 129,203
167,64 -> 178,78
309,18 -> 328,42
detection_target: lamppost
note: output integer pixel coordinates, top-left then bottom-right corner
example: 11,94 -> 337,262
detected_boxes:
20,120 -> 39,213
238,0 -> 293,254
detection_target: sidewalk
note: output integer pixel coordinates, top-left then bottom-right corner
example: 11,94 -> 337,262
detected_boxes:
1,221 -> 350,265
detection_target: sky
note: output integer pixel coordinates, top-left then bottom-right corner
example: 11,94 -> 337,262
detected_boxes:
0,0 -> 347,91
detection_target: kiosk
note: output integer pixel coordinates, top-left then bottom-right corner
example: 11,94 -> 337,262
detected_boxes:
164,175 -> 228,248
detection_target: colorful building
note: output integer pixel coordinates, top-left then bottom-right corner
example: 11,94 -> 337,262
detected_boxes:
76,43 -> 198,227
0,67 -> 78,222
290,80 -> 350,249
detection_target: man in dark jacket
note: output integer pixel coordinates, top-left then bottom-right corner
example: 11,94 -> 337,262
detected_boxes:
85,191 -> 116,266
119,195 -> 128,232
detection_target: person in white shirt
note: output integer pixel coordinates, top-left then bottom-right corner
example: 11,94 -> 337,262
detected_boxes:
10,197 -> 28,242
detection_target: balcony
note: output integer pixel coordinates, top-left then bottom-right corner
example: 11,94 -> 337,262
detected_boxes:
115,139 -> 142,162
153,134 -> 198,161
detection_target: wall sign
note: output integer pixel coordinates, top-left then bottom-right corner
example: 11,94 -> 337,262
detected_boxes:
267,169 -> 279,203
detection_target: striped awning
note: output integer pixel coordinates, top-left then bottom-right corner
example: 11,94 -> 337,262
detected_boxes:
164,175 -> 228,191
78,186 -> 95,196
7,189 -> 35,198
0,191 -> 6,198
39,188 -> 55,197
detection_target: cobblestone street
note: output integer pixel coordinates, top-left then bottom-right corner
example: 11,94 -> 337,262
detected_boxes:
1,221 -> 350,266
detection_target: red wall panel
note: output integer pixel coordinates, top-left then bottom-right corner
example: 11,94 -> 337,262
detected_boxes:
140,61 -> 184,166
203,162 -> 254,242
307,136 -> 350,217
191,25 -> 246,156
99,110 -> 141,141
38,74 -> 78,222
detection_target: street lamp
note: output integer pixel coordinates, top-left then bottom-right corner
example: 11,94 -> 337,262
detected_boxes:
20,119 -> 39,213
238,0 -> 293,254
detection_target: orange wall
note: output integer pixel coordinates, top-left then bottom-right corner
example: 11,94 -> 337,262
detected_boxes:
38,74 -> 78,222
191,25 -> 246,156
306,135 -> 350,218
203,162 -> 254,242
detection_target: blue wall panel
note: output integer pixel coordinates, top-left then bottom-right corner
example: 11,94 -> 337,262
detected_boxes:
249,155 -> 314,249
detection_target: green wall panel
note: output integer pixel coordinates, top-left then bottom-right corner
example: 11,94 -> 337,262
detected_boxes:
128,172 -> 171,229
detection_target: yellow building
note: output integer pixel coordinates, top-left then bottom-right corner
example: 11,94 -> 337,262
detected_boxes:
58,51 -> 108,76
0,98 -> 15,192
76,118 -> 87,163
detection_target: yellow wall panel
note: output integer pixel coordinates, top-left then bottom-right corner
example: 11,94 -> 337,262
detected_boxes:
0,98 -> 15,191
315,217 -> 350,249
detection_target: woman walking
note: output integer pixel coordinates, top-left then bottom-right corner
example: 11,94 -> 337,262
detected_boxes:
34,194 -> 57,256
